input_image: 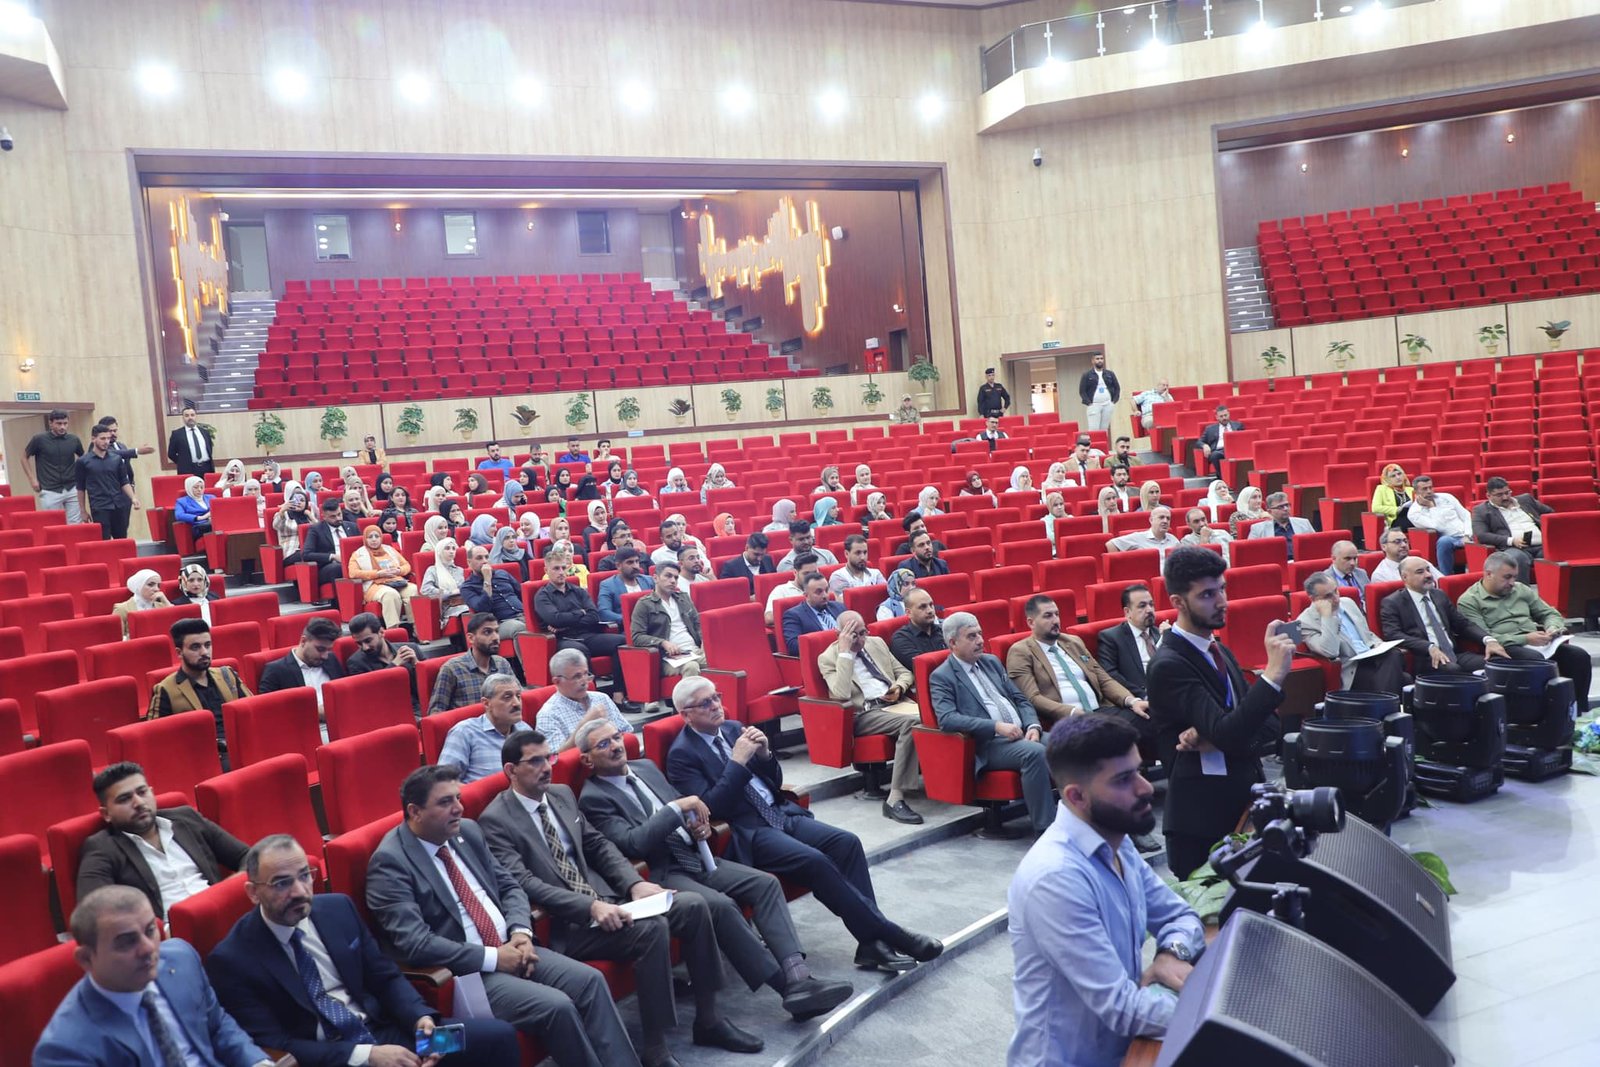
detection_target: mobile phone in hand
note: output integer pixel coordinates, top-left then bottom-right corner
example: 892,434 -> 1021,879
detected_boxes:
1277,621 -> 1303,645
416,1023 -> 467,1055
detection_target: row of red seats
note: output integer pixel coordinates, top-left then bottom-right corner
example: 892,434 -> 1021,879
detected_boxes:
1256,183 -> 1577,232
284,270 -> 643,294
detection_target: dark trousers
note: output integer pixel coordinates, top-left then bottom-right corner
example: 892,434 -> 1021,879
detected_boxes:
1506,643 -> 1592,711
94,505 -> 131,540
661,859 -> 795,989
556,633 -> 627,691
1165,831 -> 1215,882
746,816 -> 893,946
316,560 -> 343,587
1414,651 -> 1487,676
1350,648 -> 1409,695
373,1016 -> 520,1066
1101,703 -> 1160,763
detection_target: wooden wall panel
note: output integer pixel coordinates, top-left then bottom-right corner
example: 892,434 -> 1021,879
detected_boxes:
1393,305 -> 1507,365
1288,316 -> 1399,374
485,389 -> 596,448
593,385 -> 696,437
1230,328 -> 1295,381
1506,292 -> 1600,355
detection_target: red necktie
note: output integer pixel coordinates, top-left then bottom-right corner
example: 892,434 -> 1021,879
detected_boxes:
1207,640 -> 1233,706
436,845 -> 502,947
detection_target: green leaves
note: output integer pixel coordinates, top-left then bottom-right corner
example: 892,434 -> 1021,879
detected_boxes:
1411,851 -> 1456,896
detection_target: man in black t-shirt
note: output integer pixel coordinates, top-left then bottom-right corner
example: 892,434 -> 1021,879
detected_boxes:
23,409 -> 84,522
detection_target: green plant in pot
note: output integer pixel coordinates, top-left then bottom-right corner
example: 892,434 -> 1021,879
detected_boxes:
395,404 -> 425,444
564,393 -> 592,431
907,356 -> 940,412
1477,323 -> 1507,355
318,406 -> 349,449
810,385 -> 835,415
764,387 -> 785,417
253,412 -> 286,456
453,407 -> 480,441
667,398 -> 692,425
1540,320 -> 1571,350
1400,334 -> 1432,364
1259,345 -> 1287,379
719,388 -> 743,421
1325,340 -> 1355,370
615,395 -> 641,429
861,378 -> 885,411
198,422 -> 219,446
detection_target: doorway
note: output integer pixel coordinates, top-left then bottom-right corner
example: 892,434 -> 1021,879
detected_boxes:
225,223 -> 269,294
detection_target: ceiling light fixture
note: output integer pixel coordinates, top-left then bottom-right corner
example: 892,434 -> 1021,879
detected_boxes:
396,74 -> 433,104
1300,162 -> 1309,173
269,67 -> 310,103
207,188 -> 739,201
508,76 -> 543,107
916,93 -> 945,122
721,84 -> 754,115
817,88 -> 848,120
136,62 -> 178,97
1505,132 -> 1515,143
618,80 -> 652,113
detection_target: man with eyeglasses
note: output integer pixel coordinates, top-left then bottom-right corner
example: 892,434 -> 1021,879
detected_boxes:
536,647 -> 636,753
1370,527 -> 1441,584
1245,492 -> 1313,560
208,834 -> 520,1067
1295,574 -> 1407,694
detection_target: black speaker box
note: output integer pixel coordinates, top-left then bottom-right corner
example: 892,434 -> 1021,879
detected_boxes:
1155,910 -> 1454,1067
1217,813 -> 1453,1014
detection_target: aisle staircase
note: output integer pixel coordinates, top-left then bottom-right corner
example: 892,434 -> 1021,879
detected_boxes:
1225,245 -> 1274,332
198,296 -> 274,412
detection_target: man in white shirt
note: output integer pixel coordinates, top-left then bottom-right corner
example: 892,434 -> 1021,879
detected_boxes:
676,544 -> 715,584
764,554 -> 823,626
1371,527 -> 1442,583
1107,506 -> 1183,560
1406,475 -> 1472,574
816,611 -> 923,824
1078,352 -> 1120,432
1178,507 -> 1231,563
827,534 -> 886,595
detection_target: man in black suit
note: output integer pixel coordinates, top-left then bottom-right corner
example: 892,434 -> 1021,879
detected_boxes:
902,531 -> 950,580
257,616 -> 347,699
664,675 -> 943,974
781,571 -> 846,655
208,834 -> 519,1067
574,719 -> 854,1020
166,404 -> 216,476
1097,583 -> 1165,700
1196,404 -> 1243,479
1379,555 -> 1508,676
77,761 -> 248,919
717,532 -> 775,593
302,497 -> 359,591
1470,475 -> 1555,584
345,611 -> 423,718
1146,547 -> 1293,880
480,731 -> 762,1065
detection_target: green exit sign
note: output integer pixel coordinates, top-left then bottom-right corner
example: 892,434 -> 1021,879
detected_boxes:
14,391 -> 40,402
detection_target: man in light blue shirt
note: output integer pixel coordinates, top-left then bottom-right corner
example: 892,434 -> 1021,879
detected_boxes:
438,673 -> 531,782
1007,715 -> 1204,1067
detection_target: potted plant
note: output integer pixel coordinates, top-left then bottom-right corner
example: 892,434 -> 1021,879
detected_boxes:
453,407 -> 480,441
667,398 -> 692,426
615,395 -> 641,429
764,387 -> 786,418
861,378 -> 885,411
1477,323 -> 1507,355
318,406 -> 349,449
1400,334 -> 1432,364
198,422 -> 220,446
395,404 -> 425,444
1259,345 -> 1287,379
564,393 -> 592,431
908,356 -> 940,412
1325,340 -> 1355,371
719,388 -> 743,421
510,404 -> 538,429
810,385 -> 835,416
253,412 -> 286,456
1541,320 -> 1572,350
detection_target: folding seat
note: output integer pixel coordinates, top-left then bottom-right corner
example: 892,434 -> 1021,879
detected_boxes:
197,754 -> 325,868
911,650 -> 1024,832
321,667 -> 416,742
43,616 -> 125,672
105,710 -> 222,805
3,942 -> 84,1058
973,565 -> 1035,605
69,538 -> 139,569
0,648 -> 80,739
1228,536 -> 1288,572
0,739 -> 95,862
34,677 -> 142,767
317,724 -> 421,835
85,634 -> 172,683
223,688 -> 322,781
127,603 -> 202,641
793,630 -> 899,784
0,546 -> 68,594
0,833 -> 56,965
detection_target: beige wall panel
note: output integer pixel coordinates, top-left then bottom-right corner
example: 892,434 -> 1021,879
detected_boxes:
1231,329 -> 1296,381
1506,293 -> 1600,355
66,151 -> 140,238
1290,317 -> 1400,375
689,380 -> 771,431
378,397 -> 483,452
0,109 -> 73,234
180,404 -> 333,463
486,390 -> 595,449
1394,305 -> 1505,366
594,386 -> 696,437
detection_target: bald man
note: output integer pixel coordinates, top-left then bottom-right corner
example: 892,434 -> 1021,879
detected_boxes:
816,611 -> 923,825
1379,556 -> 1506,676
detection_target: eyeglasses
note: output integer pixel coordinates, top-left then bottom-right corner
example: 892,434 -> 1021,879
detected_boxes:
511,754 -> 550,768
253,868 -> 314,892
590,734 -> 624,751
682,693 -> 723,711
558,670 -> 593,681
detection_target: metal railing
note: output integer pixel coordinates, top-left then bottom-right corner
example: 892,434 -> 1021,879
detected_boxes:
981,0 -> 1441,91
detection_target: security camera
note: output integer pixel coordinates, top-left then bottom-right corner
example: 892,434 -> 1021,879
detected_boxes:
1032,148 -> 1042,167
0,128 -> 14,152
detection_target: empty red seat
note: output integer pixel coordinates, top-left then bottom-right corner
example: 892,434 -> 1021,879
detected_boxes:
105,710 -> 223,805
85,635 -> 173,682
34,677 -> 143,766
316,724 -> 421,835
197,753 -> 325,868
321,667 -> 415,741
0,739 -> 96,862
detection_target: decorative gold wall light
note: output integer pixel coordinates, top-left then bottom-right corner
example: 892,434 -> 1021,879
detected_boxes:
698,196 -> 831,335
168,196 -> 229,362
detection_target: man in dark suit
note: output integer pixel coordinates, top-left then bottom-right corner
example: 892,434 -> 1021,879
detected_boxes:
344,611 -> 423,717
902,530 -> 950,580
208,834 -> 518,1067
1078,351 -> 1121,432
35,886 -> 268,1067
365,764 -> 641,1067
1196,404 -> 1243,479
166,404 -> 216,476
301,498 -> 359,591
717,533 -> 775,593
664,675 -> 943,974
78,761 -> 248,920
1379,555 -> 1508,676
782,571 -> 846,655
257,616 -> 347,697
1146,547 -> 1294,880
573,719 -> 854,1020
480,732 -> 761,1065
1096,582 -> 1164,700
1470,475 -> 1554,584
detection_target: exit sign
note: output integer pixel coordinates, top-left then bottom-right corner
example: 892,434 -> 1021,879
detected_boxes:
14,391 -> 40,402
1040,341 -> 1063,350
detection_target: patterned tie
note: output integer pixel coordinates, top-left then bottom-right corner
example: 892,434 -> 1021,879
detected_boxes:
1142,628 -> 1159,659
290,929 -> 374,1043
969,661 -> 1020,726
815,607 -> 837,631
536,803 -> 596,897
626,776 -> 705,871
714,735 -> 787,828
1046,642 -> 1097,711
140,989 -> 186,1067
434,845 -> 504,946
1421,594 -> 1456,663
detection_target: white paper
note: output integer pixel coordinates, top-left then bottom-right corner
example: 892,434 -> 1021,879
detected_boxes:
1349,639 -> 1402,663
664,653 -> 698,670
1199,749 -> 1228,776
451,972 -> 494,1018
1534,635 -> 1571,660
592,889 -> 676,926
696,840 -> 718,873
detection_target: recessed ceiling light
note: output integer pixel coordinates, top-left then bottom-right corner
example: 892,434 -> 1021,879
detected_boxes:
136,62 -> 178,97
508,76 -> 543,107
916,92 -> 945,122
269,67 -> 309,102
618,80 -> 652,113
1339,4 -> 1353,11
721,84 -> 754,116
396,74 -> 433,104
816,88 -> 848,120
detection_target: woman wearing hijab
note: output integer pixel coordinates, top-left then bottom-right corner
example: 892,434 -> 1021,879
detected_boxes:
862,491 -> 893,525
659,467 -> 692,495
441,498 -> 469,536
174,476 -> 215,535
241,479 -> 266,524
465,472 -> 492,499
517,511 -> 543,547
617,469 -> 650,497
764,499 -> 797,533
602,460 -> 625,495
388,486 -> 417,530
516,466 -> 541,497
1230,485 -> 1268,539
877,568 -> 918,622
1043,492 -> 1070,549
912,485 -> 943,519
711,512 -> 738,538
489,525 -> 530,581
573,473 -> 602,501
1096,487 -> 1121,533
553,468 -> 575,497
813,497 -> 843,527
347,525 -> 416,629
420,538 -> 470,630
171,563 -> 221,623
215,458 -> 247,497
274,483 -> 312,565
1009,466 -> 1039,499
814,466 -> 844,494
377,510 -> 404,538
1139,480 -> 1163,512
502,481 -> 529,521
428,471 -> 453,492
259,458 -> 285,495
1204,480 -> 1234,523
581,500 -> 609,544
1041,462 -> 1073,491
1372,463 -> 1414,524
421,514 -> 451,551
848,464 -> 878,508
543,485 -> 568,516
543,516 -> 588,564
373,472 -> 396,502
113,569 -> 171,637
302,470 -> 325,510
959,471 -> 996,503
700,463 -> 734,503
467,514 -> 499,548
422,484 -> 449,514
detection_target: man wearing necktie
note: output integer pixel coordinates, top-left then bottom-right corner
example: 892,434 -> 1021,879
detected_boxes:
1006,596 -> 1153,742
928,612 -> 1056,835
1146,548 -> 1295,880
1295,575 -> 1407,694
1321,540 -> 1371,607
166,405 -> 215,476
782,571 -> 847,655
1379,556 -> 1506,676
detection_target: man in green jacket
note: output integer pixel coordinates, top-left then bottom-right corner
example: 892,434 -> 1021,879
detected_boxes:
630,559 -> 707,680
1458,551 -> 1590,710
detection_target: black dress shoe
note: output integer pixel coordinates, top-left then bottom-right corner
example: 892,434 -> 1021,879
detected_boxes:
781,975 -> 855,1019
884,928 -> 944,963
641,1054 -> 682,1067
692,1018 -> 764,1054
853,940 -> 916,973
882,798 -> 924,824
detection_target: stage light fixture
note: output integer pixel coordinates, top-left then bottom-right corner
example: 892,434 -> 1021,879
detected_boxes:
396,74 -> 433,104
619,80 -> 652,113
721,85 -> 754,116
1299,162 -> 1309,172
816,88 -> 848,120
136,62 -> 178,97
1400,147 -> 1409,157
1505,132 -> 1515,143
270,67 -> 309,102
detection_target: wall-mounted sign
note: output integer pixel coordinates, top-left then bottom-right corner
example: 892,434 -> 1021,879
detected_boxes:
14,391 -> 41,402
1040,340 -> 1063,350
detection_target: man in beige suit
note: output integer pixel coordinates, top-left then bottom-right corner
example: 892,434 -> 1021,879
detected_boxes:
817,611 -> 924,826
1006,595 -> 1148,729
1295,574 -> 1407,694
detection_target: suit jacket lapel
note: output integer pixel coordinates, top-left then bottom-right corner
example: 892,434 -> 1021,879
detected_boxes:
112,833 -> 162,905
244,909 -> 316,1015
1170,632 -> 1228,701
397,823 -> 457,927
78,983 -> 150,1061
635,760 -> 680,804
167,816 -> 216,882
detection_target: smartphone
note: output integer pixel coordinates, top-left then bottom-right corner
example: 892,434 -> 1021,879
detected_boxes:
416,1023 -> 467,1056
1277,621 -> 1303,645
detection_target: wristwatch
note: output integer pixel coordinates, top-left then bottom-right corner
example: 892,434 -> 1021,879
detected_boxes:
1160,941 -> 1195,962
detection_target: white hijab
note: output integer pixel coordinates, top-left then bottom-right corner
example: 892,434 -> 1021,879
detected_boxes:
126,569 -> 162,611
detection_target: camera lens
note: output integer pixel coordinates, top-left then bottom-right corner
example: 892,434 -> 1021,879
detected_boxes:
1288,786 -> 1345,833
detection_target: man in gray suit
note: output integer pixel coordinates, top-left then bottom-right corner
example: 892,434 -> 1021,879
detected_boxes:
479,731 -> 762,1067
1295,575 -> 1407,694
927,611 -> 1054,834
1246,492 -> 1315,560
364,764 -> 641,1067
573,719 -> 855,1021
1322,540 -> 1371,606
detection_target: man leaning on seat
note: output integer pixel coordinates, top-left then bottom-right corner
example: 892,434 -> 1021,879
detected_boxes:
816,610 -> 924,824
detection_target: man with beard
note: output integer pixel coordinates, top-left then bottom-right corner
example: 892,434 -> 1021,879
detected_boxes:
1006,716 -> 1203,1067
1146,547 -> 1294,879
